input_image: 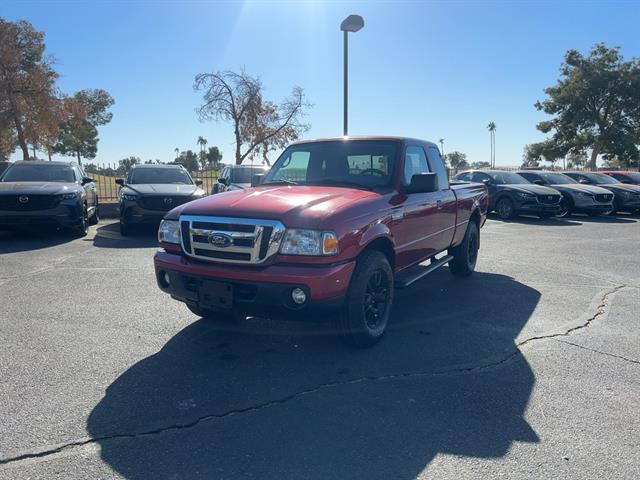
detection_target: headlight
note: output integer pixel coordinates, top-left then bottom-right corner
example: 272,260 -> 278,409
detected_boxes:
60,192 -> 79,200
575,192 -> 592,198
515,192 -> 535,199
279,229 -> 338,256
158,219 -> 181,244
619,191 -> 631,199
121,193 -> 138,201
192,189 -> 205,197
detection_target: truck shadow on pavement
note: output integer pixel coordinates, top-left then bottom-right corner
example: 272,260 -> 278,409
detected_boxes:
91,221 -> 158,249
88,270 -> 540,479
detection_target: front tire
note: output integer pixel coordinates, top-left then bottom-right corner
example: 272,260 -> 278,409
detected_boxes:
336,250 -> 394,348
558,196 -> 572,218
449,220 -> 479,277
71,204 -> 88,237
495,197 -> 515,220
119,220 -> 131,236
89,201 -> 100,225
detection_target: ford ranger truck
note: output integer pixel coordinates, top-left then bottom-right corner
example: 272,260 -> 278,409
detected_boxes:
154,137 -> 488,347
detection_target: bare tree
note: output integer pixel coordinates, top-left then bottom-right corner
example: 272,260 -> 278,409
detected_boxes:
194,71 -> 310,165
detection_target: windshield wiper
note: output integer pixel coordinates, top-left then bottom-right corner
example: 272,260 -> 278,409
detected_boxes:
261,179 -> 299,186
309,179 -> 374,191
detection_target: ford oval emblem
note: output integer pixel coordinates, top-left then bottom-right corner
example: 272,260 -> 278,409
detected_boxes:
208,232 -> 233,248
18,195 -> 29,203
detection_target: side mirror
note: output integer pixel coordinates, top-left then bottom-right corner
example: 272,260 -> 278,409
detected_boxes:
218,177 -> 227,186
251,174 -> 265,187
115,178 -> 125,186
533,180 -> 544,185
481,178 -> 491,185
406,172 -> 438,194
82,177 -> 94,185
578,178 -> 590,184
195,179 -> 203,186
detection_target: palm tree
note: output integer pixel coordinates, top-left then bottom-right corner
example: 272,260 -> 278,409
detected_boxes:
487,122 -> 496,168
197,136 -> 207,153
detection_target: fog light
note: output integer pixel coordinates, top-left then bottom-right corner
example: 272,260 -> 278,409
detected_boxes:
163,272 -> 171,286
291,288 -> 306,305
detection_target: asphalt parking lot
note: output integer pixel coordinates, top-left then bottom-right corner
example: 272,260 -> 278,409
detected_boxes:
0,215 -> 638,480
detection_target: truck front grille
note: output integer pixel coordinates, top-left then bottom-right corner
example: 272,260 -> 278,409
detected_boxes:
179,215 -> 286,265
0,194 -> 60,211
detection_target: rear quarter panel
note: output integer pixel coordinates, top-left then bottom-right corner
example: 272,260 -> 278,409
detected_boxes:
450,182 -> 488,247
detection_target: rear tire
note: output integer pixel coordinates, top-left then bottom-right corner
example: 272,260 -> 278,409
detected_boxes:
336,250 -> 393,348
495,197 -> 515,220
449,220 -> 479,277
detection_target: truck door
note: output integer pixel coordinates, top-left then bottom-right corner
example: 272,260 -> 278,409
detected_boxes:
395,145 -> 448,268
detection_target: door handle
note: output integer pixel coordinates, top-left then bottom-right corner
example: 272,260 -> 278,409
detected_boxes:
436,200 -> 443,209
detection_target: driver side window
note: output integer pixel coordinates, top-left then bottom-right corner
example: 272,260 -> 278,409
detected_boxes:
403,146 -> 430,185
471,172 -> 490,183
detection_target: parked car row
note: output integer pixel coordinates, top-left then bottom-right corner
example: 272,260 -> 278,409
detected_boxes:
453,170 -> 640,219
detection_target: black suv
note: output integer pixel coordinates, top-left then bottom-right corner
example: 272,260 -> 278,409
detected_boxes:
116,164 -> 205,235
212,164 -> 269,194
0,161 -> 98,236
454,170 -> 562,219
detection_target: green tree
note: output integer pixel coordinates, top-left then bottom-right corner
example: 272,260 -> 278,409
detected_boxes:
444,151 -> 469,170
0,18 -> 60,160
118,156 -> 140,175
487,122 -> 496,168
205,146 -> 222,169
521,145 -> 540,168
535,43 -> 640,170
470,161 -> 491,169
53,90 -> 114,166
174,150 -> 199,172
195,70 -> 310,165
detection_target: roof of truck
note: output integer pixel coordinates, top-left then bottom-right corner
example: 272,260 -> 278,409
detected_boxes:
290,135 -> 439,148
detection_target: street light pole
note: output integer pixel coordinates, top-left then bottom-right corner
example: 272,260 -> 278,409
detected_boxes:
343,30 -> 348,136
340,15 -> 364,137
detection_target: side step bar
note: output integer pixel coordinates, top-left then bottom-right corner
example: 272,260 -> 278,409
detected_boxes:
394,255 -> 454,289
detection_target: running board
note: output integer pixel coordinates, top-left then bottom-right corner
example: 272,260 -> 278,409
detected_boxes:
394,255 -> 454,289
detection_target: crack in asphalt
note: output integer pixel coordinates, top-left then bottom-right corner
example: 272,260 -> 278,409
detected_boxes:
0,284 -> 631,467
554,339 -> 640,365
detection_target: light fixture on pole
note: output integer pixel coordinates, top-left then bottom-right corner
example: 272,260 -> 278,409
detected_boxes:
340,14 -> 364,137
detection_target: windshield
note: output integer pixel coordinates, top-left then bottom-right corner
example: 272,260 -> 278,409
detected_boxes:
231,167 -> 267,184
540,173 -> 577,184
0,164 -> 75,183
129,168 -> 193,184
584,173 -> 620,185
263,140 -> 398,189
489,171 -> 530,184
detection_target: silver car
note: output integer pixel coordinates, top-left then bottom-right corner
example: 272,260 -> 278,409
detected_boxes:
212,165 -> 270,194
517,171 -> 614,217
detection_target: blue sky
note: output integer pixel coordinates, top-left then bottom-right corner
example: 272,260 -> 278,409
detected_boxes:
3,0 -> 639,166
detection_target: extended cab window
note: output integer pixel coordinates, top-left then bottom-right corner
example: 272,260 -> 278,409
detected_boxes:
403,146 -> 430,185
427,146 -> 449,189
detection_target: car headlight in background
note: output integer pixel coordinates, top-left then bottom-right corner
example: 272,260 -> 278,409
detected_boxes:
158,219 -> 181,244
59,192 -> 80,200
279,229 -> 338,256
120,193 -> 138,201
574,192 -> 593,198
192,189 -> 205,197
619,191 -> 631,199
515,192 -> 535,200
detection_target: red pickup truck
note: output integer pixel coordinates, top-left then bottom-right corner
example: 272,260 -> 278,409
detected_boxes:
154,137 -> 488,346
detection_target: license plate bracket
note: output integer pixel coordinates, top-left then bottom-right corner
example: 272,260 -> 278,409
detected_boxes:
198,280 -> 233,310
